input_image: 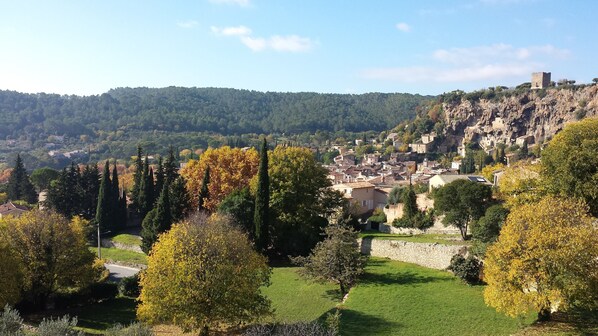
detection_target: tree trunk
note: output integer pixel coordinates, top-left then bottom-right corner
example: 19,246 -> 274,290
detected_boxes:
199,325 -> 209,336
339,282 -> 347,297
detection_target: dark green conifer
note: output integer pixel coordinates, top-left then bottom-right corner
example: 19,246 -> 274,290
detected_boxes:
131,146 -> 144,212
254,139 -> 270,252
198,166 -> 210,212
155,157 -> 164,197
96,161 -> 113,232
7,154 -> 37,204
169,176 -> 192,223
164,147 -> 178,184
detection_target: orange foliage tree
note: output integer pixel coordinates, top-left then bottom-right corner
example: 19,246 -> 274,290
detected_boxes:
180,146 -> 259,212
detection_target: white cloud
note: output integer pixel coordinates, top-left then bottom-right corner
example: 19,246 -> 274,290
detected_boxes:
211,25 -> 252,36
209,0 -> 250,7
212,26 -> 315,52
177,20 -> 199,29
361,43 -> 570,83
396,22 -> 411,32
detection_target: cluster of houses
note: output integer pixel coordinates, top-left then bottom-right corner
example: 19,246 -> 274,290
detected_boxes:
326,132 -> 493,219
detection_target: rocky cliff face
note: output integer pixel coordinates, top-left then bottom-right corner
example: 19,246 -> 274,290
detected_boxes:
441,85 -> 598,151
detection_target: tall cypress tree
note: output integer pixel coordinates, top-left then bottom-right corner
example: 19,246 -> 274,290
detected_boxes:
111,162 -> 125,228
7,154 -> 37,204
155,157 -> 164,197
198,166 -> 210,212
142,167 -> 155,217
154,184 -> 173,234
96,161 -> 113,232
80,164 -> 100,220
402,184 -> 418,220
254,139 -> 270,251
164,147 -> 178,185
132,146 -> 144,212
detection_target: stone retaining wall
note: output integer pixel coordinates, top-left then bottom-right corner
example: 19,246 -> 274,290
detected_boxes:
359,238 -> 468,270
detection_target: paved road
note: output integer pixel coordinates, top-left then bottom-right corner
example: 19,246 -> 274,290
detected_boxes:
105,263 -> 140,282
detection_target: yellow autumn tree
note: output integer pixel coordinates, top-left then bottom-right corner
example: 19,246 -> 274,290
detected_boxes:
497,160 -> 543,208
1,210 -> 97,307
137,213 -> 271,335
484,196 -> 598,320
180,146 -> 259,212
480,162 -> 505,183
0,223 -> 22,307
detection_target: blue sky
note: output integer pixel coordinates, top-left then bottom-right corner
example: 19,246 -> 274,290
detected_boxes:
0,0 -> 595,96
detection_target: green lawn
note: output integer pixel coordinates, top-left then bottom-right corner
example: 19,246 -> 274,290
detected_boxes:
262,267 -> 340,323
90,247 -> 148,265
110,233 -> 141,247
359,232 -> 470,245
339,258 -> 534,336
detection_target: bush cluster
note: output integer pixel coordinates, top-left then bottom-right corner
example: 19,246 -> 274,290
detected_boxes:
448,255 -> 482,285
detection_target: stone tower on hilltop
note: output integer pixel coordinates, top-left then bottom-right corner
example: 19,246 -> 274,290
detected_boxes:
531,72 -> 551,89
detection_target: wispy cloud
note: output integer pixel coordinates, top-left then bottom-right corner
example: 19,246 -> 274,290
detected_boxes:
177,20 -> 199,29
209,0 -> 250,7
361,43 -> 570,83
211,25 -> 315,52
211,25 -> 251,36
395,22 -> 411,32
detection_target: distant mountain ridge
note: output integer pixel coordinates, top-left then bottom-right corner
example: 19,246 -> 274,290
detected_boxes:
0,87 -> 432,139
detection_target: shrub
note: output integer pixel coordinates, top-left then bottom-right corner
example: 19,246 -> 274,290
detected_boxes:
575,108 -> 587,120
53,282 -> 118,309
0,305 -> 24,335
105,322 -> 153,336
243,311 -> 340,336
118,274 -> 141,298
448,255 -> 482,285
37,315 -> 84,336
367,208 -> 386,224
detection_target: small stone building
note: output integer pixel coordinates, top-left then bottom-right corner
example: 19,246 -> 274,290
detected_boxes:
531,72 -> 551,89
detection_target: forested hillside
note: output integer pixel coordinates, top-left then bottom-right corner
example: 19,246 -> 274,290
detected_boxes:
0,87 -> 430,139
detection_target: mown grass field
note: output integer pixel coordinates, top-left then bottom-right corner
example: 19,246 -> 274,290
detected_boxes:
89,247 -> 148,265
109,233 -> 142,247
48,257 -> 598,335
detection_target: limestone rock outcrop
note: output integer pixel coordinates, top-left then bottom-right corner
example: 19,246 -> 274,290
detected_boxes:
441,85 -> 598,150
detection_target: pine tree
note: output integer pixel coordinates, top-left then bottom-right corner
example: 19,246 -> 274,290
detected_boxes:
7,154 -> 37,204
96,161 -> 113,232
170,176 -> 192,223
198,166 -> 210,212
164,147 -> 178,184
254,139 -> 270,252
132,146 -> 144,212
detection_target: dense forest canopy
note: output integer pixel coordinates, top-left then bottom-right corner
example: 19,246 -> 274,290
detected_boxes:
0,87 -> 431,139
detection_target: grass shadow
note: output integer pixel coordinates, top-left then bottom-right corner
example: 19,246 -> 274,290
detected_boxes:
336,308 -> 403,336
361,270 -> 450,287
321,289 -> 343,301
73,297 -> 137,331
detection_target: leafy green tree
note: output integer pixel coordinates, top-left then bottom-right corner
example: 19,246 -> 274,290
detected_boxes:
96,161 -> 114,232
7,154 -> 37,204
541,117 -> 598,216
197,166 -> 210,212
484,197 -> 598,320
269,146 -> 345,257
254,139 -> 270,252
386,186 -> 404,205
138,213 -> 271,335
472,204 -> 509,243
0,226 -> 22,307
30,167 -> 60,191
218,187 -> 255,237
433,179 -> 492,240
293,218 -> 366,296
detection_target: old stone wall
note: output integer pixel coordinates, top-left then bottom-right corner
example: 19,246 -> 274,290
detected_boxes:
359,238 -> 468,270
